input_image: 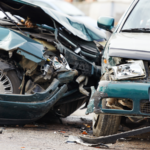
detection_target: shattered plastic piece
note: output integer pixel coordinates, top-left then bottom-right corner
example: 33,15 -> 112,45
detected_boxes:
53,57 -> 63,70
52,54 -> 71,71
74,47 -> 81,54
82,131 -> 88,135
60,54 -> 71,70
66,135 -> 109,148
118,138 -> 132,141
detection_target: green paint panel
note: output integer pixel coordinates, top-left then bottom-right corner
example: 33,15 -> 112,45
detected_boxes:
97,82 -> 150,116
0,27 -> 45,62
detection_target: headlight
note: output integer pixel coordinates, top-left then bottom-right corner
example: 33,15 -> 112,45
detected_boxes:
111,60 -> 146,80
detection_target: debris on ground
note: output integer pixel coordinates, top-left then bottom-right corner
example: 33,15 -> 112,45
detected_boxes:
82,131 -> 88,135
65,135 -> 109,148
118,138 -> 132,142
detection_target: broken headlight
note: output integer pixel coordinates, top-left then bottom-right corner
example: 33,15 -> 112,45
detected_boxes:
111,60 -> 146,80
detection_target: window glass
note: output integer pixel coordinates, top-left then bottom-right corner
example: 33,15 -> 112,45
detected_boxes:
122,0 -> 150,30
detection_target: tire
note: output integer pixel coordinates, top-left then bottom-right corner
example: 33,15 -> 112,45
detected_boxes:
0,70 -> 21,94
93,99 -> 121,137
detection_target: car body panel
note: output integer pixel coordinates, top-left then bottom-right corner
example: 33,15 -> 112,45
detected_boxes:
0,0 -> 105,41
86,81 -> 150,117
109,33 -> 150,61
0,78 -> 68,124
0,26 -> 45,63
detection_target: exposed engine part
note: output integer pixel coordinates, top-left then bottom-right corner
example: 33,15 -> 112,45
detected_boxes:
79,83 -> 89,96
20,74 -> 25,94
25,17 -> 37,28
34,75 -> 45,83
105,98 -> 133,110
76,75 -> 86,84
25,80 -> 34,92
19,57 -> 38,76
106,98 -> 123,110
118,99 -> 133,109
57,70 -> 78,84
26,84 -> 45,94
53,56 -> 63,70
74,47 -> 81,54
41,64 -> 53,80
25,80 -> 45,94
33,38 -> 57,53
52,54 -> 71,71
76,75 -> 89,96
128,117 -> 146,123
85,77 -> 89,86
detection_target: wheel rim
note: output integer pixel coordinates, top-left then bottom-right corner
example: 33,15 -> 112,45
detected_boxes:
0,71 -> 13,94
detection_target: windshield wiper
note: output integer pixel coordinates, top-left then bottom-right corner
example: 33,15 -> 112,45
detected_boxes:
122,28 -> 150,32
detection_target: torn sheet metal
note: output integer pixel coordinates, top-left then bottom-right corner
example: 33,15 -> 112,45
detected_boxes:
0,27 -> 45,63
85,86 -> 96,115
66,135 -> 109,148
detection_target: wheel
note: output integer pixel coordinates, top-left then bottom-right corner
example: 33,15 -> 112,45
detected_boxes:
0,70 -> 20,94
93,98 -> 121,137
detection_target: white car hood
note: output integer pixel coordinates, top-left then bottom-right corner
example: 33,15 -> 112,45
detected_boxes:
109,32 -> 150,60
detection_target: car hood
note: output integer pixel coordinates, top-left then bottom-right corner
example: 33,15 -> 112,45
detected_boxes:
109,32 -> 150,61
0,0 -> 105,41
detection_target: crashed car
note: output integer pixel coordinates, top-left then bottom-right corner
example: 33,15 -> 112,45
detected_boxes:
0,0 -> 106,125
86,0 -> 150,137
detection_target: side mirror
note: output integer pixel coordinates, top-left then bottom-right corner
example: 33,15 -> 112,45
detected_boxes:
97,16 -> 114,32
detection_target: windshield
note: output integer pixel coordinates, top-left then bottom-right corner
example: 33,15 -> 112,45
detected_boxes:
122,0 -> 150,30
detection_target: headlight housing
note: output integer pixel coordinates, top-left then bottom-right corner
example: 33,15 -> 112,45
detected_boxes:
111,60 -> 146,80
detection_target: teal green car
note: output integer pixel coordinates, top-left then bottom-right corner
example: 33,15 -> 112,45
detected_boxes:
0,0 -> 106,125
86,0 -> 150,137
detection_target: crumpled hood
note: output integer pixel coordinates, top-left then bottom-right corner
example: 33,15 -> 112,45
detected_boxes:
0,0 -> 106,41
0,26 -> 45,62
109,32 -> 150,61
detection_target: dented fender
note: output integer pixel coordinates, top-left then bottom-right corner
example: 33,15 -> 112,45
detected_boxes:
0,27 -> 45,63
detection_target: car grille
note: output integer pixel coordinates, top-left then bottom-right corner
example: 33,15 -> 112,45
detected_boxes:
140,100 -> 150,114
81,45 -> 98,55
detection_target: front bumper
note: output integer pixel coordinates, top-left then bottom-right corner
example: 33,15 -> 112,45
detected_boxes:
0,79 -> 68,125
86,81 -> 150,117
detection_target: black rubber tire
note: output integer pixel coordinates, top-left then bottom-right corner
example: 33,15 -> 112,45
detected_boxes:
7,70 -> 21,94
93,99 -> 121,137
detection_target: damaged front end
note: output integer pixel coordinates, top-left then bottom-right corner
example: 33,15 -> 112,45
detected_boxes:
87,55 -> 150,118
0,0 -> 105,124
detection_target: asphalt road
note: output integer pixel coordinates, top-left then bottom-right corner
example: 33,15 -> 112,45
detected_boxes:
0,109 -> 150,150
